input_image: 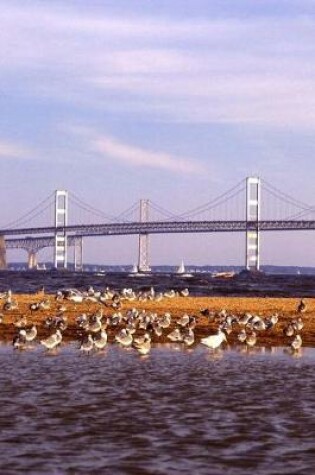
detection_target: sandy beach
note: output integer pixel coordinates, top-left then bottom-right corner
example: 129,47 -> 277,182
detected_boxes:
1,292 -> 314,347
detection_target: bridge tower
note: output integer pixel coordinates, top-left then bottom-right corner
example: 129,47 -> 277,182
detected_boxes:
0,235 -> 6,269
246,177 -> 260,271
138,199 -> 151,272
28,250 -> 38,269
54,190 -> 68,269
73,236 -> 83,272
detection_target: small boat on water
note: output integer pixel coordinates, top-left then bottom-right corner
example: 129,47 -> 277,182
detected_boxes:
128,264 -> 147,277
176,260 -> 192,277
130,264 -> 139,274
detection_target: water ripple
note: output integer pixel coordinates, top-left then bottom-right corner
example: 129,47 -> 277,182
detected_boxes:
0,346 -> 314,474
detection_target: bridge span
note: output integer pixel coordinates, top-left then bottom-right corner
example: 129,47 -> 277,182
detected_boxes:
4,219 -> 315,271
2,177 -> 315,272
4,219 -> 315,238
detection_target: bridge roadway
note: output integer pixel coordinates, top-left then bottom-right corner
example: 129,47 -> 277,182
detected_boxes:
5,236 -> 78,250
3,219 -> 315,247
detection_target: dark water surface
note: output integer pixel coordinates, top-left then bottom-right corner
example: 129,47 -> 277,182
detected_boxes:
2,269 -> 315,296
0,345 -> 314,474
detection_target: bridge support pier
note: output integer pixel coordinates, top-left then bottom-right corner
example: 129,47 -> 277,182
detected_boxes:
73,237 -> 83,272
0,235 -> 7,269
28,250 -> 38,269
54,190 -> 68,269
246,177 -> 260,271
138,199 -> 151,272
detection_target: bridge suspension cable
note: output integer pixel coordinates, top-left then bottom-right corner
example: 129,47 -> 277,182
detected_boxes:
261,179 -> 311,210
2,192 -> 55,229
284,207 -> 315,220
153,178 -> 247,221
68,192 -> 141,223
68,192 -> 118,223
115,201 -> 140,222
260,178 -> 315,220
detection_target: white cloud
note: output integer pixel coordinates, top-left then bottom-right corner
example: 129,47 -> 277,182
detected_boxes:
0,140 -> 32,159
0,2 -> 315,127
91,134 -> 203,174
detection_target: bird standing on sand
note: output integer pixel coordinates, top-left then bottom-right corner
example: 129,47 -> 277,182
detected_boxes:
80,334 -> 94,354
245,331 -> 257,347
201,329 -> 227,349
93,330 -> 108,350
291,334 -> 302,351
14,315 -> 28,328
167,328 -> 183,342
115,328 -> 133,347
183,328 -> 195,346
297,299 -> 306,314
237,329 -> 247,343
40,329 -> 62,351
283,323 -> 295,337
133,333 -> 151,355
292,317 -> 304,332
20,325 -> 37,343
13,333 -> 26,350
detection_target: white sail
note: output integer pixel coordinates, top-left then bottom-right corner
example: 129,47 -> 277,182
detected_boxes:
131,264 -> 139,274
176,260 -> 185,274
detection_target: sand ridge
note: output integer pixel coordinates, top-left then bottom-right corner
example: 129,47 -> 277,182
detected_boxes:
1,292 -> 314,347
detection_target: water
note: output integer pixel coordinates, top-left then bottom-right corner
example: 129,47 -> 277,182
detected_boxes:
0,344 -> 314,474
3,269 -> 315,296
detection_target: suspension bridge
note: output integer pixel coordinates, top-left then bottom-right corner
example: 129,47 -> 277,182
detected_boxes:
1,177 -> 315,272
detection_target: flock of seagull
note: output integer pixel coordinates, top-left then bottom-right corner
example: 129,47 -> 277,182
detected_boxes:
0,286 -> 307,356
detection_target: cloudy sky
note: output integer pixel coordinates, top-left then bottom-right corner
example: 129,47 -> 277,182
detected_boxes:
1,0 -> 315,266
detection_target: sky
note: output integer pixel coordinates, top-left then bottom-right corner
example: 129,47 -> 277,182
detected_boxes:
1,0 -> 315,267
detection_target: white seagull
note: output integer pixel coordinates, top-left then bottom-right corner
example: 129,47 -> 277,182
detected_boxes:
200,329 -> 227,349
40,329 -> 62,351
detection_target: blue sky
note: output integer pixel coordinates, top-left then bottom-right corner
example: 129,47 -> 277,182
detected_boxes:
1,0 -> 315,266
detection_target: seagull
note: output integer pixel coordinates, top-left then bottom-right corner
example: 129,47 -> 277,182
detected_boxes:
297,299 -> 306,314
133,333 -> 151,355
29,302 -> 40,312
93,330 -> 108,350
3,300 -> 18,311
283,323 -> 295,337
20,325 -> 37,343
239,313 -> 252,326
180,288 -> 189,297
163,289 -> 176,298
292,317 -> 304,332
38,299 -> 50,310
245,331 -> 257,347
80,334 -> 94,354
237,329 -> 247,343
200,329 -> 227,349
152,321 -> 163,337
291,334 -> 302,351
200,308 -> 210,317
40,329 -> 62,351
115,329 -> 133,347
176,314 -> 190,327
14,315 -> 28,328
167,328 -> 183,342
12,333 -> 26,350
88,315 -> 102,333
159,313 -> 171,329
265,313 -> 279,329
252,318 -> 266,332
183,329 -> 195,346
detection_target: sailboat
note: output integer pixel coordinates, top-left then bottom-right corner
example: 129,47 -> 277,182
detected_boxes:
176,260 -> 192,277
176,260 -> 185,274
130,264 -> 139,274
